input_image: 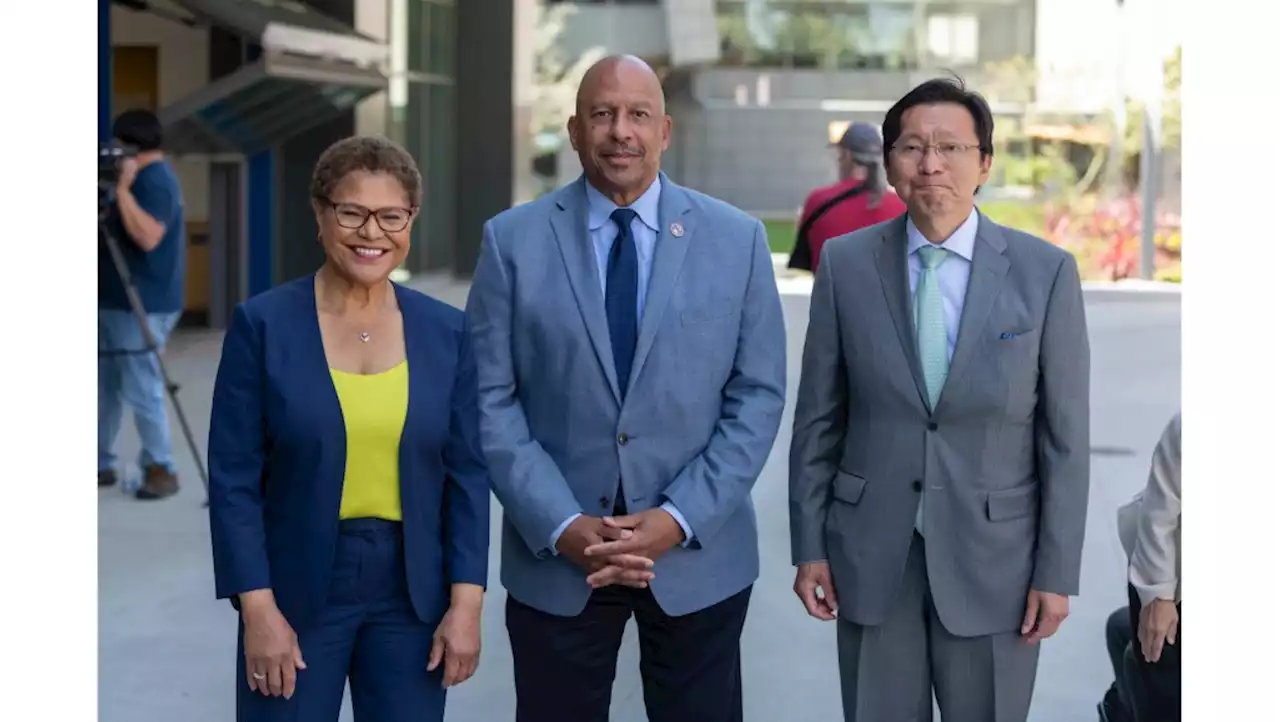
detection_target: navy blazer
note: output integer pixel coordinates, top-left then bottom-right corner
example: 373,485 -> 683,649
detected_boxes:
207,276 -> 490,631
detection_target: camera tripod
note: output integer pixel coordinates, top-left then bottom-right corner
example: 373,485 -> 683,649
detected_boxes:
99,208 -> 210,507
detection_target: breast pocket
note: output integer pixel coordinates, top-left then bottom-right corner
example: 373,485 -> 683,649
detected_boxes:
995,327 -> 1040,397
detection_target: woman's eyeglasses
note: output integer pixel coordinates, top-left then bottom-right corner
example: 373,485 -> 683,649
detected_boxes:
321,199 -> 415,233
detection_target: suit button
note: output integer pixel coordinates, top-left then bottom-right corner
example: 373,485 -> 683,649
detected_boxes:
912,480 -> 923,492
617,433 -> 630,445
599,496 -> 611,509
927,422 -> 938,431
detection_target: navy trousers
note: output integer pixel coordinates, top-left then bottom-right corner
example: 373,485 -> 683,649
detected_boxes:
506,584 -> 752,722
236,519 -> 446,722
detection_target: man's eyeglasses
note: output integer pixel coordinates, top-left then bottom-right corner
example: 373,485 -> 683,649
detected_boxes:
891,142 -> 982,162
321,199 -> 415,233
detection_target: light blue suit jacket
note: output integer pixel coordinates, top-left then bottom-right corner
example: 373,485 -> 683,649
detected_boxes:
467,173 -> 787,617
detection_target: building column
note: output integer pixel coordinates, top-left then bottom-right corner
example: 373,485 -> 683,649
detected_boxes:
99,0 -> 112,141
454,0 -> 516,276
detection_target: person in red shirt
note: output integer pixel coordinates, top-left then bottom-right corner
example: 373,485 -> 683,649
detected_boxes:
788,122 -> 907,272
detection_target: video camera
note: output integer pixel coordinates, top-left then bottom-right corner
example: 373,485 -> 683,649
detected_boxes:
98,140 -> 138,212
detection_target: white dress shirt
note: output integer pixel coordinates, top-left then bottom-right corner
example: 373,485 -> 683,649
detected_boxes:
906,206 -> 980,362
1117,412 -> 1182,607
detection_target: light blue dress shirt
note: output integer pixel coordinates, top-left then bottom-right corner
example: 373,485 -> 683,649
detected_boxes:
906,206 -> 979,362
548,176 -> 695,553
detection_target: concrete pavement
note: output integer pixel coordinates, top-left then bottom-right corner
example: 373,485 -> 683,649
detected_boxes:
98,274 -> 1180,722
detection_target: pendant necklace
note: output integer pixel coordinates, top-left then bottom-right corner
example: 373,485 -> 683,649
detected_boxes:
359,332 -> 371,343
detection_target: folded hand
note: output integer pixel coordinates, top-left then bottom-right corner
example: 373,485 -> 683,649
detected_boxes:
556,515 -> 655,588
582,509 -> 685,588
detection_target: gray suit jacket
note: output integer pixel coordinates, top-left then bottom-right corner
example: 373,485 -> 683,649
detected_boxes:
788,213 -> 1090,638
467,173 -> 787,617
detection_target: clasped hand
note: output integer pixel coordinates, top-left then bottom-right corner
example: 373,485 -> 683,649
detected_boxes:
555,509 -> 685,589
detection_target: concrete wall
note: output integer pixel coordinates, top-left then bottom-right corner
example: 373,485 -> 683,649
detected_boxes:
552,0 -> 718,66
661,0 -> 719,66
110,4 -> 210,223
665,101 -> 884,216
555,3 -> 669,61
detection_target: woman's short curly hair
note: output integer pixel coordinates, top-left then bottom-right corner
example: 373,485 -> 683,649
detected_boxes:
310,135 -> 423,207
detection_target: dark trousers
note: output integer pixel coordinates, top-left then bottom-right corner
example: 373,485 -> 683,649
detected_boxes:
236,519 -> 446,722
506,584 -> 752,722
1100,606 -> 1138,722
1127,584 -> 1181,722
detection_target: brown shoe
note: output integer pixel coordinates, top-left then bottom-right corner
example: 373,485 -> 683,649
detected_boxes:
135,465 -> 179,500
98,469 -> 118,488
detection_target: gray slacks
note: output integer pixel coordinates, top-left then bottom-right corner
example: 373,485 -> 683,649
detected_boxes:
836,533 -> 1040,722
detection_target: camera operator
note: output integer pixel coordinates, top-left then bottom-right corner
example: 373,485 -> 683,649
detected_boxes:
98,109 -> 186,500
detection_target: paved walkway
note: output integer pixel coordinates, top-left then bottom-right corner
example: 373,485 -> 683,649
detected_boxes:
98,274 -> 1181,721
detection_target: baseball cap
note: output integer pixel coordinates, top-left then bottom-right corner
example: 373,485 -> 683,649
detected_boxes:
831,122 -> 884,158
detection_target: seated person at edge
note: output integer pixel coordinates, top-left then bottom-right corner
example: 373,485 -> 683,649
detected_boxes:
206,135 -> 491,722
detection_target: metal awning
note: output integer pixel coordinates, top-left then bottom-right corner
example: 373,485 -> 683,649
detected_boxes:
134,0 -> 389,156
160,51 -> 385,156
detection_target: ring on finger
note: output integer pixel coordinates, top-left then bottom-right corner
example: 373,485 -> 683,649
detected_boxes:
252,672 -> 267,681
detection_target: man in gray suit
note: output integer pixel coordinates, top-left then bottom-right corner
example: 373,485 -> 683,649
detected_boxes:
788,77 -> 1091,721
467,55 -> 787,722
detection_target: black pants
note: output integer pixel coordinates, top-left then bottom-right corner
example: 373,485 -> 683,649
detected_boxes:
1100,606 -> 1139,722
1127,584 -> 1181,722
506,584 -> 752,722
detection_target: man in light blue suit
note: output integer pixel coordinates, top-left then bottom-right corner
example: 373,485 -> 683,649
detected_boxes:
466,55 -> 787,722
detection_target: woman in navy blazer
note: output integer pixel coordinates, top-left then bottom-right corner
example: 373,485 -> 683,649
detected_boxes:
207,135 -> 490,722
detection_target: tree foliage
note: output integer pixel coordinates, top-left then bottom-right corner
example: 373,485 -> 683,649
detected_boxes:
1123,45 -> 1181,154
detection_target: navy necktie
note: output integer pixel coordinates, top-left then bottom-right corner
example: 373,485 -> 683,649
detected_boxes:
605,208 -> 639,400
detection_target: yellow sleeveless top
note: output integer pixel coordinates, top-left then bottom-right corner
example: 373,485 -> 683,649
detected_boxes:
331,360 -> 409,521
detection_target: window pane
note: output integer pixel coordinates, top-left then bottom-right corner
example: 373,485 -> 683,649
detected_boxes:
715,1 -> 918,70
404,81 -> 456,272
408,1 -> 455,77
408,0 -> 427,73
927,13 -> 979,64
406,82 -> 430,269
427,2 -> 455,77
424,83 -> 456,268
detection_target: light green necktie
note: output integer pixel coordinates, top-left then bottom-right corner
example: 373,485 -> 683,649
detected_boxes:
914,245 -> 950,534
915,245 -> 951,409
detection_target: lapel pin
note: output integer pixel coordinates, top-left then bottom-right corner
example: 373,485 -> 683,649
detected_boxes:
669,222 -> 684,238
